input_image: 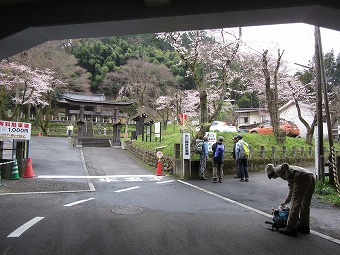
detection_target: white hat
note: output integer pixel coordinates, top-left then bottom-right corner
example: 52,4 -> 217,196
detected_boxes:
265,164 -> 275,179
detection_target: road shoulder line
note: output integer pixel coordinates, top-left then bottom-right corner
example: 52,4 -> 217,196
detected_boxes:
177,179 -> 340,245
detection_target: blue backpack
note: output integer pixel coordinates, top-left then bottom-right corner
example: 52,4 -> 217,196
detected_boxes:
265,206 -> 290,231
213,143 -> 224,162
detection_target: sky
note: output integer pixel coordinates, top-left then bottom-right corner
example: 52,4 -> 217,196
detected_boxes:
240,23 -> 340,72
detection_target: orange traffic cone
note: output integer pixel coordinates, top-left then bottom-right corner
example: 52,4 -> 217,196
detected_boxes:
156,160 -> 162,176
23,157 -> 35,178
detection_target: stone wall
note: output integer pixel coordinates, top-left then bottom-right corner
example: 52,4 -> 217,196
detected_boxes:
126,141 -> 316,179
127,142 -> 174,174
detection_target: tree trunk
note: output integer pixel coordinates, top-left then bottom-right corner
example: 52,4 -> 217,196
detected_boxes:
199,89 -> 208,135
27,103 -> 31,122
293,97 -> 316,145
262,49 -> 285,144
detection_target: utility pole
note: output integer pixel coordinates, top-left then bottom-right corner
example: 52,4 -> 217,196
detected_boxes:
315,26 -> 340,196
314,26 -> 324,180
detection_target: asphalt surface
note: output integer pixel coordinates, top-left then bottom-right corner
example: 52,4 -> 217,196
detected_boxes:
1,136 -> 339,244
0,137 -> 90,194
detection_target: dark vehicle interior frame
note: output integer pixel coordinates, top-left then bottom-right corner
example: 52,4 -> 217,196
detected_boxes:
1,1 -> 340,60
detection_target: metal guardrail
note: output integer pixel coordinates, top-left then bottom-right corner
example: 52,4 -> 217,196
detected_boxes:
0,160 -> 15,166
0,160 -> 15,187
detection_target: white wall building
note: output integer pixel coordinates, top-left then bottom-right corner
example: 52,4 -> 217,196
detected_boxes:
235,108 -> 269,126
279,100 -> 329,139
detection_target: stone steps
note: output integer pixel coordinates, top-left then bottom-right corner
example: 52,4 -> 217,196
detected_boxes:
81,138 -> 111,147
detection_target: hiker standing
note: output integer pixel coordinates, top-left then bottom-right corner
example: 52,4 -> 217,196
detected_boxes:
199,136 -> 209,180
235,134 -> 249,182
212,136 -> 224,183
66,123 -> 74,138
232,136 -> 240,178
265,163 -> 316,237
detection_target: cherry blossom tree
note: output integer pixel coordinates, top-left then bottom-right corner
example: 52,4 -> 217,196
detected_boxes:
0,60 -> 66,134
242,47 -> 321,144
329,85 -> 340,127
235,46 -> 294,144
158,29 -> 242,138
0,60 -> 53,120
285,75 -> 317,144
153,95 -> 176,130
8,41 -> 93,135
180,89 -> 200,117
10,40 -> 91,94
116,59 -> 177,117
261,49 -> 287,143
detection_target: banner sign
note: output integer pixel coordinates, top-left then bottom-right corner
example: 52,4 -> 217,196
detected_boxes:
0,120 -> 31,140
155,122 -> 161,138
146,125 -> 151,135
182,132 -> 190,159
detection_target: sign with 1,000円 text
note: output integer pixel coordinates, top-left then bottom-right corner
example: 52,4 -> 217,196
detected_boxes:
0,120 -> 31,140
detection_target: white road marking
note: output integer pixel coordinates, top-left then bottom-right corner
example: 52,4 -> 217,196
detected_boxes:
147,176 -> 163,181
177,180 -> 270,217
99,178 -> 118,182
7,217 -> 44,238
38,175 -> 160,179
0,189 -> 94,196
124,177 -> 143,182
157,180 -> 175,184
177,180 -> 340,246
114,186 -> 140,193
80,148 -> 96,191
64,197 -> 95,207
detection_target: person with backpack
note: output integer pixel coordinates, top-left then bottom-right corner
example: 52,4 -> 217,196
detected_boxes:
232,136 -> 240,178
198,136 -> 209,180
235,134 -> 249,182
211,136 -> 225,183
265,163 -> 316,237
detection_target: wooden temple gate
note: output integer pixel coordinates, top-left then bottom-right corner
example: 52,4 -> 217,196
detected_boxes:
62,96 -> 133,147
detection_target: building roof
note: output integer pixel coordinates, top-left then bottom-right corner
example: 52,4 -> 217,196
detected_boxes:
278,100 -> 314,112
60,93 -> 133,109
235,108 -> 267,113
63,93 -> 106,102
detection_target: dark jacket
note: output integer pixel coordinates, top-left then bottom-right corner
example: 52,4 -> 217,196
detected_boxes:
232,143 -> 236,159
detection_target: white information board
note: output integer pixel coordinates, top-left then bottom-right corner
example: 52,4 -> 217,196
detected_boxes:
205,132 -> 216,152
0,120 -> 31,140
182,133 -> 191,159
155,122 -> 161,138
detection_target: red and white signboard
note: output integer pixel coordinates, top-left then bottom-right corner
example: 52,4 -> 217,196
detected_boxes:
156,151 -> 163,159
0,120 -> 31,140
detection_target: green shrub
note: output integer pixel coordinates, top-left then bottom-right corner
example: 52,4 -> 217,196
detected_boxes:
315,179 -> 335,196
330,195 -> 340,206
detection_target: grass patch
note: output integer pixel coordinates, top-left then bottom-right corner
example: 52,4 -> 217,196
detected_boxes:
130,124 -> 340,159
315,178 -> 340,207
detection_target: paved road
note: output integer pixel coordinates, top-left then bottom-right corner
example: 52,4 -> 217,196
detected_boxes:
0,136 -> 339,254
